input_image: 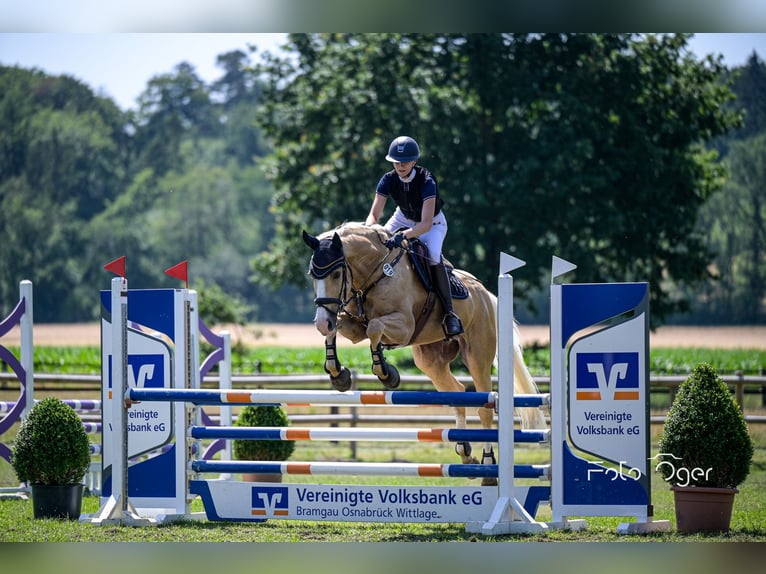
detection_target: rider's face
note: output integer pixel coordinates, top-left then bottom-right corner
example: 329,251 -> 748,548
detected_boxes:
392,160 -> 415,178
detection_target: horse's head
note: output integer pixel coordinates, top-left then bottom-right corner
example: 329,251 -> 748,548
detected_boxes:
303,223 -> 391,337
303,229 -> 347,336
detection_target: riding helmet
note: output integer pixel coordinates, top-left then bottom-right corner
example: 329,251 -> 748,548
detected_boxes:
385,136 -> 420,163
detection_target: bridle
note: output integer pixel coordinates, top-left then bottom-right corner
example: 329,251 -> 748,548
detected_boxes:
310,238 -> 407,325
312,261 -> 349,317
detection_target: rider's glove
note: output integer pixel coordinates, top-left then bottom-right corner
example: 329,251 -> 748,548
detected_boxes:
385,233 -> 406,249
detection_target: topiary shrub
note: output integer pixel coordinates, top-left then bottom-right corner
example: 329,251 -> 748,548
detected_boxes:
658,362 -> 753,489
12,396 -> 91,485
233,405 -> 296,461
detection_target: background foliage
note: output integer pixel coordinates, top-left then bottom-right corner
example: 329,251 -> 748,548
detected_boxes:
1,34 -> 765,325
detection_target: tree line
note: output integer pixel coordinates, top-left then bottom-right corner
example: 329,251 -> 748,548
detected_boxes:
1,33 -> 764,326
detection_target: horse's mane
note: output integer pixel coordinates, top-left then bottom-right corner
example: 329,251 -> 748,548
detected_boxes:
319,221 -> 390,245
318,221 -> 391,251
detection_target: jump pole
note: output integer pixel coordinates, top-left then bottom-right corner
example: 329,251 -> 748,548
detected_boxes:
18,281 -> 34,420
87,276 -> 156,525
466,253 -> 547,535
0,280 -> 34,495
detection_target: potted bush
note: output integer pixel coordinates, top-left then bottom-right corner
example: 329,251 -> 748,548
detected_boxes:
12,396 -> 91,519
233,404 -> 296,482
657,362 -> 754,533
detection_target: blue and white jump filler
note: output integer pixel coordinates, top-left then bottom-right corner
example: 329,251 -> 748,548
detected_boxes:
549,256 -> 665,533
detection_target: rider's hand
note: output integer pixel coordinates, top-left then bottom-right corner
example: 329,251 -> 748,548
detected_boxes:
385,233 -> 406,249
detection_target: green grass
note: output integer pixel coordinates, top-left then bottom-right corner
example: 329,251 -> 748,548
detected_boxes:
14,344 -> 766,376
1,345 -> 765,543
1,427 -> 765,542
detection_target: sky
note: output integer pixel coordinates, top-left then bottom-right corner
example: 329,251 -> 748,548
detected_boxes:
0,33 -> 287,110
0,33 -> 765,111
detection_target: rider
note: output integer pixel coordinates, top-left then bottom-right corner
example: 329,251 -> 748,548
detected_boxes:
364,136 -> 464,338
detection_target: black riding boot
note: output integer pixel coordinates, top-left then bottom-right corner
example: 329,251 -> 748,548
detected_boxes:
431,263 -> 464,337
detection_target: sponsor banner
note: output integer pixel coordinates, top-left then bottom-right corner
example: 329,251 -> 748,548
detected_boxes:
192,481 -> 500,523
100,289 -> 178,500
101,291 -> 175,458
568,313 -> 647,472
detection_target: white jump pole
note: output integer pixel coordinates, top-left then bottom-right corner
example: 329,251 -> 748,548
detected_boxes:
19,280 -> 34,420
219,331 -> 232,463
86,276 -> 155,525
469,252 -> 547,535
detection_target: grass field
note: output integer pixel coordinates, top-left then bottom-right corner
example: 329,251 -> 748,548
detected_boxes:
2,423 -> 765,542
1,341 -> 765,549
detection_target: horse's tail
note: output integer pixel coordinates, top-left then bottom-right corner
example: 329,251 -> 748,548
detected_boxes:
491,292 -> 549,430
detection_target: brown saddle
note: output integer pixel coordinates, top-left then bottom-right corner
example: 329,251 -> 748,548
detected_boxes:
407,238 -> 469,300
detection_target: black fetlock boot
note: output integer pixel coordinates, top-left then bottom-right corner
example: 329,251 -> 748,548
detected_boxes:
431,262 -> 464,337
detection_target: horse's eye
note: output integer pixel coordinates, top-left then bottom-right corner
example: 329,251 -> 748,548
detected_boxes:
332,270 -> 342,281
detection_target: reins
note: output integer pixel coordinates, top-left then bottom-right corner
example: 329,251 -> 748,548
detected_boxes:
343,245 -> 407,323
311,230 -> 436,345
311,233 -> 406,324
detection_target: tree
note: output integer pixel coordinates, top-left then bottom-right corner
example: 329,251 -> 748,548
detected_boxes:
0,61 -> 286,323
211,49 -> 270,165
251,33 -> 740,324
133,62 -> 217,175
694,135 -> 766,322
731,53 -> 766,140
0,66 -> 130,321
684,53 -> 766,324
212,49 -> 262,109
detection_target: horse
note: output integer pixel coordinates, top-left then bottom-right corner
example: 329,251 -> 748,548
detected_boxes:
302,221 -> 547,484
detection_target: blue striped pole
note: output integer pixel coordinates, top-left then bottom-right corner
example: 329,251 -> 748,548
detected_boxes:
126,388 -> 498,408
191,460 -> 550,480
191,459 -> 500,478
189,425 -> 549,444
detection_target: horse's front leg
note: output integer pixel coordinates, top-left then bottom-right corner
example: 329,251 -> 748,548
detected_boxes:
323,333 -> 352,392
365,316 -> 411,390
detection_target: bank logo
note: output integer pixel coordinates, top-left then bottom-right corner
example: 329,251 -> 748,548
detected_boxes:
129,354 -> 165,388
252,486 -> 289,517
575,352 -> 639,400
107,354 -> 165,390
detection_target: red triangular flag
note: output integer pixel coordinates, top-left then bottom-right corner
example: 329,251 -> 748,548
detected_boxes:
104,256 -> 126,278
164,260 -> 188,288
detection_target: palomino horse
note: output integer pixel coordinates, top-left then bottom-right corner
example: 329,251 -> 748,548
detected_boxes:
302,222 -> 546,483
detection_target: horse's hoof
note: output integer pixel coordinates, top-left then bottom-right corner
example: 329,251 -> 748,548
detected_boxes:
330,367 -> 352,391
379,364 -> 400,389
481,477 -> 498,487
455,441 -> 472,458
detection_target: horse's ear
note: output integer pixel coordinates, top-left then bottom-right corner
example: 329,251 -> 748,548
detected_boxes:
302,230 -> 320,250
331,232 -> 343,251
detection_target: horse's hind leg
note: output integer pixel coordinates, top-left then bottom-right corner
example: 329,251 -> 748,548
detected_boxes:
459,332 -> 499,486
412,342 -> 480,466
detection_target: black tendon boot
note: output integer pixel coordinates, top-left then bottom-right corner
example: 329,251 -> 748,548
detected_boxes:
431,263 -> 464,337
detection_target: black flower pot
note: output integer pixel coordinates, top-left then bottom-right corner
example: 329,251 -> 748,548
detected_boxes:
31,483 -> 84,520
